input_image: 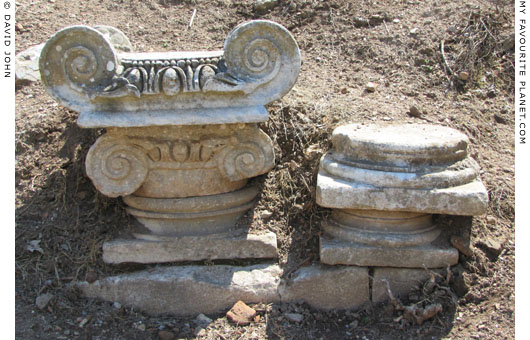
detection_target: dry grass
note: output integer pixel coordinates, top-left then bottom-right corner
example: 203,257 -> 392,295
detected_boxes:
440,6 -> 514,94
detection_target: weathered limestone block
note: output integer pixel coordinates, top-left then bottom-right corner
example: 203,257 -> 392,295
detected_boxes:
78,264 -> 371,315
371,267 -> 444,304
40,21 -> 300,263
103,232 -> 278,264
317,123 -> 488,268
78,264 -> 282,315
320,236 -> 458,268
279,265 -> 370,310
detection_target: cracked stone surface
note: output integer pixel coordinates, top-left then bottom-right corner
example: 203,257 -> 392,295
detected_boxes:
102,232 -> 278,264
78,264 -> 371,315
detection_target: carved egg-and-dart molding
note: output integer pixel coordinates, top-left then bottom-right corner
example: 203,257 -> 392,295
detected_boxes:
39,20 -> 301,128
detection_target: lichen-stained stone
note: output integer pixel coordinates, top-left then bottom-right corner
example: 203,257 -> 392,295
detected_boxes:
78,264 -> 282,315
279,265 -> 370,310
103,232 -> 278,264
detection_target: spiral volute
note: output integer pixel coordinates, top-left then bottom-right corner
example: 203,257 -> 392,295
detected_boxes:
223,20 -> 300,99
86,135 -> 149,197
39,26 -> 117,111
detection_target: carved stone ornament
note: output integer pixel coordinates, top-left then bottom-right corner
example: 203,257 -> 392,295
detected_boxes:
39,21 -> 301,127
40,21 -> 301,263
316,123 -> 489,268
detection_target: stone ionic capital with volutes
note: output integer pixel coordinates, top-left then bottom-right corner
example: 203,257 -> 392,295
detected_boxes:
39,21 -> 301,127
85,124 -> 275,198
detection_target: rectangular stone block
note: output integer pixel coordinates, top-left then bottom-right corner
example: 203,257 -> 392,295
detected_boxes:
279,265 -> 370,310
102,232 -> 278,264
317,174 -> 488,216
78,264 -> 282,315
320,236 -> 458,268
372,267 -> 444,304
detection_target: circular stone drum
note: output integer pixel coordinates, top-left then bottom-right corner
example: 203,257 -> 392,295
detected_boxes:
319,123 -> 487,248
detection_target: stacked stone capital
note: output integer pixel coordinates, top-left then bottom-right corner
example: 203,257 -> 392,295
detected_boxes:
317,123 -> 489,268
40,21 -> 301,264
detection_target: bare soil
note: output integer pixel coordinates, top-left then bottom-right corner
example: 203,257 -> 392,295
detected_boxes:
15,0 -> 515,339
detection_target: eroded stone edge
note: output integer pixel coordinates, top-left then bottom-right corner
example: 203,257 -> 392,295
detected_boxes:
316,173 -> 489,216
320,237 -> 459,268
102,232 -> 279,264
77,264 -> 371,315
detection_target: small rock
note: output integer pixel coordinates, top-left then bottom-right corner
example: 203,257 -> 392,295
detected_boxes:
451,235 -> 474,257
353,17 -> 370,27
158,330 -> 175,340
369,14 -> 385,25
15,23 -> 24,32
137,323 -> 146,331
226,301 -> 256,325
194,326 -> 206,336
15,43 -> 44,86
255,0 -> 278,13
486,216 -> 497,225
285,313 -> 304,323
458,71 -> 470,81
408,105 -> 422,118
35,293 -> 54,310
79,317 -> 89,328
410,28 -> 419,35
392,18 -> 400,23
260,210 -> 273,219
365,82 -> 377,92
86,270 -> 98,283
27,240 -> 44,254
494,113 -> 507,124
195,313 -> 213,326
341,87 -> 349,94
477,236 -> 504,259
350,319 -> 359,328
113,302 -> 122,309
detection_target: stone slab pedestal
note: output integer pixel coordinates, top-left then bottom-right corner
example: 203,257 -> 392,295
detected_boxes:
77,264 -> 371,315
320,235 -> 458,268
103,232 -> 278,264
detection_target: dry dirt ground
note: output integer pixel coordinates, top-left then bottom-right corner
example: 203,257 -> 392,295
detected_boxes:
15,0 -> 515,339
